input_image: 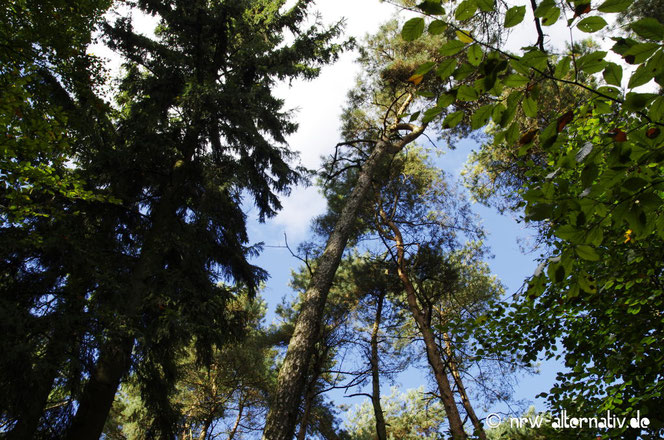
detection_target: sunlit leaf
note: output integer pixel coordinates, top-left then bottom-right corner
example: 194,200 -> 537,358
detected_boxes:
407,73 -> 424,85
577,16 -> 608,33
429,20 -> 447,35
402,17 -> 425,41
504,5 -> 526,28
455,0 -> 478,21
456,29 -> 474,43
598,0 -> 632,12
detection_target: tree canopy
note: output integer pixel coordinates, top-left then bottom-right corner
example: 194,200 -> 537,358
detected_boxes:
2,0 -> 663,439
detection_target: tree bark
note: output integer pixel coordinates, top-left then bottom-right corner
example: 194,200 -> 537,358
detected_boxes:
442,333 -> 487,440
370,292 -> 388,440
64,335 -> 134,440
65,183 -> 181,440
261,146 -> 388,440
377,206 -> 468,440
262,91 -> 425,440
262,99 -> 425,440
228,401 -> 244,440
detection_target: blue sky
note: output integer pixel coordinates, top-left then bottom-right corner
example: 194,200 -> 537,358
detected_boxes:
241,1 -> 566,421
81,0 -> 642,432
93,0 -> 575,426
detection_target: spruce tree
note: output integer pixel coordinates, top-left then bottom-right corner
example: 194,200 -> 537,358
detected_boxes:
2,0 -> 346,438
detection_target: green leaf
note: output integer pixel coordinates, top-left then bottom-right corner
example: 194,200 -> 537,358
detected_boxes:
646,49 -> 664,76
436,58 -> 457,80
471,104 -> 494,129
528,202 -> 553,220
555,56 -> 571,77
577,16 -> 608,33
418,0 -> 446,14
454,62 -> 475,81
587,227 -> 604,247
579,274 -> 598,293
455,0 -> 478,21
402,18 -> 425,41
510,58 -> 530,75
492,103 -> 506,124
628,63 -> 655,88
577,51 -> 607,74
598,0 -> 633,12
534,0 -> 555,17
439,40 -> 467,56
623,177 -> 648,191
535,0 -> 561,26
504,5 -> 526,28
576,245 -> 600,261
416,90 -> 435,97
556,225 -> 585,242
603,62 -> 623,86
541,6 -> 561,26
649,96 -> 664,121
505,121 -> 520,143
414,61 -> 437,76
630,18 -> 664,41
611,37 -> 637,56
623,42 -> 659,64
467,44 -> 482,66
457,84 -> 479,101
438,93 -> 455,107
521,50 -> 549,69
477,0 -> 495,12
624,92 -> 657,111
422,106 -> 444,123
443,110 -> 464,128
548,261 -> 566,283
504,74 -> 529,87
502,92 -> 522,127
523,96 -> 538,118
429,20 -> 447,35
581,162 -> 599,187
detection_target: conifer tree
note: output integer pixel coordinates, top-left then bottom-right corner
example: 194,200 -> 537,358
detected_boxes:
2,0 -> 347,438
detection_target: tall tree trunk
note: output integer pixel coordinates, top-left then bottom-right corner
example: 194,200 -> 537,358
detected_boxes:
65,187 -> 180,440
442,333 -> 487,440
377,206 -> 467,440
262,94 -> 425,440
297,342 -> 329,440
64,335 -> 134,440
296,393 -> 312,440
263,105 -> 426,440
370,292 -> 388,440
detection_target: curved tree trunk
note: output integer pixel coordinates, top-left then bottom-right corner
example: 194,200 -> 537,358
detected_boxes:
262,93 -> 426,440
370,292 -> 388,440
442,333 -> 487,440
377,205 -> 467,440
228,401 -> 244,440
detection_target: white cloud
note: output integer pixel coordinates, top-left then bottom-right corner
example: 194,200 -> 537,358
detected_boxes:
265,0 -> 397,241
268,185 -> 328,242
